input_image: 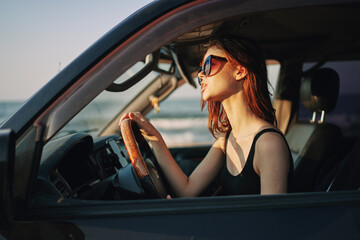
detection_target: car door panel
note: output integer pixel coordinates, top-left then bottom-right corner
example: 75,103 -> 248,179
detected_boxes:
4,191 -> 359,239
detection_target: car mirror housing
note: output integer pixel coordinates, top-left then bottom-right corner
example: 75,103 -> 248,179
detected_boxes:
0,129 -> 15,230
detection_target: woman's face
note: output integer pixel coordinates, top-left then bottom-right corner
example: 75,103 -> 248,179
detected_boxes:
198,46 -> 243,102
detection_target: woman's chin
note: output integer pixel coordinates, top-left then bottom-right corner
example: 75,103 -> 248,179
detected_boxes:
202,93 -> 218,102
202,94 -> 209,102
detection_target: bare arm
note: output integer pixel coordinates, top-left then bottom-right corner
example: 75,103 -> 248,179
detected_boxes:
253,132 -> 290,195
119,112 -> 225,198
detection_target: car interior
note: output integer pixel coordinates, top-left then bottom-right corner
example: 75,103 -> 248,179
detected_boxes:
32,2 -> 360,204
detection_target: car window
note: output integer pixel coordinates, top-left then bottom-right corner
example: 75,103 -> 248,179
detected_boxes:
300,61 -> 360,135
267,60 -> 281,102
147,61 -> 281,147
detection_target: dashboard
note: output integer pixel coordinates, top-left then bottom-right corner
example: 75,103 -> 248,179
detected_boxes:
36,133 -> 131,200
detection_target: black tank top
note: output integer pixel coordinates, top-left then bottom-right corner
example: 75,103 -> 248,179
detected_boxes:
219,128 -> 293,195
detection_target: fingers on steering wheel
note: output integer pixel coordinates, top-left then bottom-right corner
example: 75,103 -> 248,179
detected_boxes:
119,113 -> 130,126
125,112 -> 146,129
119,112 -> 141,126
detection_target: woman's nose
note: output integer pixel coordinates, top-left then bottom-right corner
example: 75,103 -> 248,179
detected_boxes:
197,71 -> 205,85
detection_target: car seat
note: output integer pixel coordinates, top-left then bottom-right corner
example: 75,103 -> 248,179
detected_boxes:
285,68 -> 342,192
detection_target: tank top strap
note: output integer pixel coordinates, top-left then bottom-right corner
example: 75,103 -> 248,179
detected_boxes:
253,128 -> 283,143
247,128 -> 284,162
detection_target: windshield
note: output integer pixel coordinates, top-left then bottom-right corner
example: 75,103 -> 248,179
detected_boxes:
55,62 -> 158,138
55,59 -> 280,143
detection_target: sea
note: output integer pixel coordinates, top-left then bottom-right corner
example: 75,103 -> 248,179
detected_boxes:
1,94 -> 360,146
0,101 -> 24,125
0,98 -> 214,146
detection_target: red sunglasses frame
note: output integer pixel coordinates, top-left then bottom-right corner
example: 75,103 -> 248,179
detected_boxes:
198,55 -> 228,85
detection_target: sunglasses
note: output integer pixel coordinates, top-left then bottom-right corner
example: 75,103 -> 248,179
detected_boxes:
198,55 -> 228,85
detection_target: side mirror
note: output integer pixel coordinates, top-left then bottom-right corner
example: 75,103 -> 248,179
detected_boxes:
0,129 -> 15,230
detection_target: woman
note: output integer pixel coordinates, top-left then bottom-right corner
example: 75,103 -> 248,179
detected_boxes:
120,35 -> 293,197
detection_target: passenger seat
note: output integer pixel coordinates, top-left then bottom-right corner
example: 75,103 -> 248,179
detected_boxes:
285,68 -> 342,192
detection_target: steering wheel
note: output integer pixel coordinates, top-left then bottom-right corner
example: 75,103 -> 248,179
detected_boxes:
120,118 -> 169,198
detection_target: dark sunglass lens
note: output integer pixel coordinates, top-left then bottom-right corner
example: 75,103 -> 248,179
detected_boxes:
204,57 -> 211,76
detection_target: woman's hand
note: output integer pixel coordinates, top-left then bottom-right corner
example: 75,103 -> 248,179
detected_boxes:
119,112 -> 162,142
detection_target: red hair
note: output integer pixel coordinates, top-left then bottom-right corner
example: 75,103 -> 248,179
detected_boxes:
201,35 -> 277,137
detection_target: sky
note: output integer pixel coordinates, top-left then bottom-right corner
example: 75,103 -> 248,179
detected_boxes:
1,1 -> 359,102
0,0 -> 153,101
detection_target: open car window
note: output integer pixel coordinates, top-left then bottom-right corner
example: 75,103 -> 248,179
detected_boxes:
27,2 -> 360,207
38,48 -> 283,201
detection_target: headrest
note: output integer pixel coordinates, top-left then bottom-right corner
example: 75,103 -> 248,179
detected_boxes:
301,68 -> 339,113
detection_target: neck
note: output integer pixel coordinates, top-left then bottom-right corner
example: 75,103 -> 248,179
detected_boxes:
221,91 -> 264,136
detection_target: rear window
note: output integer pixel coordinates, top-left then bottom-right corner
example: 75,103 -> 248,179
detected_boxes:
300,61 -> 360,136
